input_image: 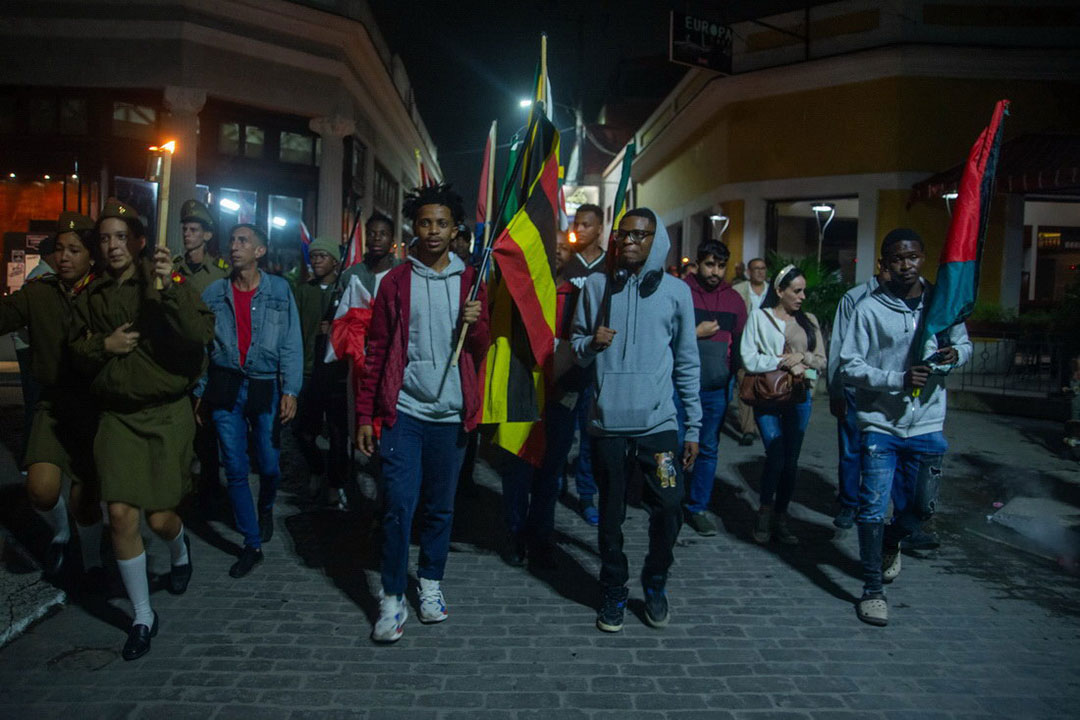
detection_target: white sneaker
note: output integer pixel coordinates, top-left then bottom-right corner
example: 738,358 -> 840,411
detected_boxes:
418,578 -> 448,623
372,592 -> 407,642
883,548 -> 902,583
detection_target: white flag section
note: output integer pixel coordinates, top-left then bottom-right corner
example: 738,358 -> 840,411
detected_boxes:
323,275 -> 374,366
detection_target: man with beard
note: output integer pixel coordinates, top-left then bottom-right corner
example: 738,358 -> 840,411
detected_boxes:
678,240 -> 746,536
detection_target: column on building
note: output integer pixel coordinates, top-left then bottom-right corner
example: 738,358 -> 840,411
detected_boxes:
162,86 -> 207,256
309,116 -> 356,243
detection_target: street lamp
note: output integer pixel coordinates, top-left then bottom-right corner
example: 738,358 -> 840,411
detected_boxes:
942,191 -> 958,217
811,202 -> 835,266
518,98 -> 532,108
709,213 -> 729,239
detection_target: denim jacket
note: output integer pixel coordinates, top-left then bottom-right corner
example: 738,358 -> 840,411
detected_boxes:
195,271 -> 303,398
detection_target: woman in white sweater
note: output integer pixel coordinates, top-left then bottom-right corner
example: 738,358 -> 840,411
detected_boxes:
740,265 -> 826,545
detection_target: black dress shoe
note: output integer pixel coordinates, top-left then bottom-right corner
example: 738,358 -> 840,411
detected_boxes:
42,541 -> 66,577
503,535 -> 527,567
168,535 -> 193,595
739,433 -> 755,447
229,546 -> 263,578
259,509 -> 274,544
122,612 -> 159,661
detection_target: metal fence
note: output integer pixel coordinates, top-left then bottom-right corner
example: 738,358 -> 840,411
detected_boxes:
951,332 -> 1071,397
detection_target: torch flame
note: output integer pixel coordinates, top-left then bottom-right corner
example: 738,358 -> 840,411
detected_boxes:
148,141 -> 177,153
568,231 -> 577,244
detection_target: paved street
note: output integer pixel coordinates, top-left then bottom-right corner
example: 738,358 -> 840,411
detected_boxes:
1,386 -> 1079,719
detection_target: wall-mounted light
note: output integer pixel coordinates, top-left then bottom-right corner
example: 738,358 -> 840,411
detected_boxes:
942,191 -> 958,217
7,173 -> 14,179
272,216 -> 287,228
220,198 -> 241,212
43,174 -> 50,180
519,99 -> 532,108
709,212 -> 730,239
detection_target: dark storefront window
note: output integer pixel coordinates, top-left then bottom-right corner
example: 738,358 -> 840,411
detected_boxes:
219,122 -> 240,155
373,160 -> 397,216
112,101 -> 157,140
59,98 -> 87,134
280,131 -> 315,165
245,125 -> 264,159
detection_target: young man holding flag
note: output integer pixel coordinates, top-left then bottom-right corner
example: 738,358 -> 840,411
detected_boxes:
356,184 -> 488,644
572,207 -> 701,633
840,228 -> 971,626
341,212 -> 401,296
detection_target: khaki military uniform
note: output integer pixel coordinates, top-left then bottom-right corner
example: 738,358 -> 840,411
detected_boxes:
172,255 -> 230,298
72,258 -> 214,510
0,272 -> 98,482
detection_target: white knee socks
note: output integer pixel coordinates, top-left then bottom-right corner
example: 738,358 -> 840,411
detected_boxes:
116,553 -> 154,627
35,494 -> 70,544
167,525 -> 189,567
75,521 -> 103,570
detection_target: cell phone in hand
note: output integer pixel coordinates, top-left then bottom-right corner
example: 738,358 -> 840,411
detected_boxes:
925,350 -> 949,365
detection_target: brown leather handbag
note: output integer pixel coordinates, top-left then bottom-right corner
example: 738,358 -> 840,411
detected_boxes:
739,339 -> 807,408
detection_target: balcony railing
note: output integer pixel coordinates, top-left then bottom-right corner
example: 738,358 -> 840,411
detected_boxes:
947,332 -> 1070,397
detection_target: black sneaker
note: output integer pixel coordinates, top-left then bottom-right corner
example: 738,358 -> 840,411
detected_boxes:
906,528 -> 940,550
833,506 -> 855,529
773,513 -> 799,546
259,509 -> 274,544
686,511 -> 718,537
503,534 -> 527,567
596,585 -> 628,633
739,433 -> 755,446
229,546 -> 263,578
643,587 -> 670,628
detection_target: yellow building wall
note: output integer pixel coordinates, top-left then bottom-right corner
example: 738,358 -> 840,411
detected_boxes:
637,75 -> 1080,220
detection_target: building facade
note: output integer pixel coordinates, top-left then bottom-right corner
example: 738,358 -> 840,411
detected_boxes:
0,0 -> 439,290
602,0 -> 1080,309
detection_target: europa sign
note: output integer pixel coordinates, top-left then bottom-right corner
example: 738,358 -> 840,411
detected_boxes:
669,11 -> 732,75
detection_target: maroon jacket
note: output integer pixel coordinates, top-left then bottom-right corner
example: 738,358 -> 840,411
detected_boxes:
355,261 -> 490,431
684,273 -> 747,389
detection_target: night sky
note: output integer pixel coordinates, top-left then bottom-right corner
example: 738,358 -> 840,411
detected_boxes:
369,2 -> 831,217
369,0 -> 677,216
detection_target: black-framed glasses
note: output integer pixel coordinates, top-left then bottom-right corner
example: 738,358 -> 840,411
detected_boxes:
614,229 -> 654,244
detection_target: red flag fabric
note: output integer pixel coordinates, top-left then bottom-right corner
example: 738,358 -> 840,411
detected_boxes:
324,275 -> 374,379
477,129 -> 493,226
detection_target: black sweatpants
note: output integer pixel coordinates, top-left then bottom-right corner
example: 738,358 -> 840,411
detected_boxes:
592,430 -> 683,589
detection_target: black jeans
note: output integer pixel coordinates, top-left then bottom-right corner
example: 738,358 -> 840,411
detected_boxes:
296,373 -> 348,488
592,431 -> 683,589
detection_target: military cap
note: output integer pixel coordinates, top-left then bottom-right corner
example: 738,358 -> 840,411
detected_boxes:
309,236 -> 342,263
180,199 -> 214,229
57,211 -> 94,234
100,197 -> 139,221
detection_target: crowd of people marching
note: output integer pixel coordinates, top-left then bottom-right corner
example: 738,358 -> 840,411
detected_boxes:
5,180 -> 971,658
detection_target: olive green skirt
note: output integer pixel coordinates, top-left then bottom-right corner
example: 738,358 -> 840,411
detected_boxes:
24,396 -> 98,487
96,396 -> 194,511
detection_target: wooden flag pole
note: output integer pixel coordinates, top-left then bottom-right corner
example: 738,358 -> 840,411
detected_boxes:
540,33 -> 547,106
452,119 -> 498,368
150,140 -> 176,290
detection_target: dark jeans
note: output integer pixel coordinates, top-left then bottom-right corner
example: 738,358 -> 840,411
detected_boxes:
592,430 -> 683,589
212,378 -> 281,550
573,388 -> 596,500
836,387 -> 861,509
857,430 -> 947,594
500,397 -> 575,546
675,387 -> 728,514
754,397 -> 813,514
296,373 -> 348,489
379,412 -> 467,596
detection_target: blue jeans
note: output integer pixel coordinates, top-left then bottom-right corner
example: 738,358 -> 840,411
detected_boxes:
754,397 -> 813,514
212,379 -> 281,550
836,387 -> 861,509
858,431 -> 947,593
573,388 -> 595,500
501,398 -> 573,546
675,387 -> 728,514
380,412 -> 467,596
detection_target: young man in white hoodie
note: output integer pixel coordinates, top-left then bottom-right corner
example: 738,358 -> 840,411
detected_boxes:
840,228 -> 971,627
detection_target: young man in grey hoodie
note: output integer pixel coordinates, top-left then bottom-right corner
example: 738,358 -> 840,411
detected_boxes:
840,228 -> 971,627
572,207 -> 702,633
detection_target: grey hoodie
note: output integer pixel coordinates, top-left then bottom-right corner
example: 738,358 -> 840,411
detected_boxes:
396,254 -> 464,423
839,280 -> 972,438
571,215 -> 702,442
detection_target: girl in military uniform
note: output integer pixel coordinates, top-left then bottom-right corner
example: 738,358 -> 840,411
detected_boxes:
71,199 -> 214,660
0,211 -> 103,579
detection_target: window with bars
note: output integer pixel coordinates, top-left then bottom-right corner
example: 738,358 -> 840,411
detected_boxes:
112,101 -> 157,140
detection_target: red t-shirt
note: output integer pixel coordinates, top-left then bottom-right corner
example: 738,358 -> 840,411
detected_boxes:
232,284 -> 257,367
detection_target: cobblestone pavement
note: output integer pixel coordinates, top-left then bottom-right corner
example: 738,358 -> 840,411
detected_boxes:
1,394 -> 1079,719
